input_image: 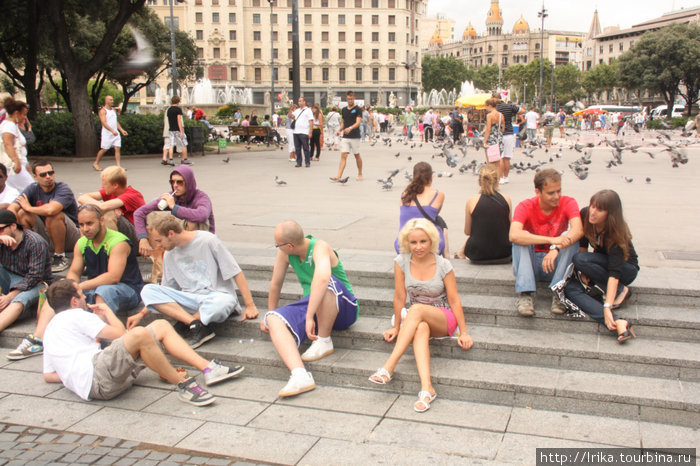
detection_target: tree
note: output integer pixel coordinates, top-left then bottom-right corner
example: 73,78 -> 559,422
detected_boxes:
503,64 -> 528,103
421,55 -> 473,93
553,63 -> 583,105
46,0 -> 146,157
472,64 -> 499,93
581,62 -> 618,104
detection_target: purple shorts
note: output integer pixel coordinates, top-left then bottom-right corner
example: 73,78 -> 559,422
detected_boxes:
438,306 -> 458,337
264,275 -> 358,346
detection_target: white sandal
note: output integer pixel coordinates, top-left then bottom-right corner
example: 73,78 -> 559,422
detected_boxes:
368,367 -> 392,385
413,390 -> 437,413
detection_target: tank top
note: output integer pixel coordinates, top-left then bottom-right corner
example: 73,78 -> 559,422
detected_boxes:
102,108 -> 118,136
394,190 -> 445,255
465,192 -> 511,261
288,235 -> 353,297
77,229 -> 144,293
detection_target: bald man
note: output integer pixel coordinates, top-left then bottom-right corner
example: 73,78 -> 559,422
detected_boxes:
261,221 -> 358,397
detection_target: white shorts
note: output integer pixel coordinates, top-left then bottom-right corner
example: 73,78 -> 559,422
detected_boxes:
501,134 -> 515,159
100,133 -> 121,150
340,138 -> 361,155
162,136 -> 171,150
169,131 -> 188,150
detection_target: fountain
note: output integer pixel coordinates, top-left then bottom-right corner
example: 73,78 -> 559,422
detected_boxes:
186,78 -> 254,105
459,80 -> 480,98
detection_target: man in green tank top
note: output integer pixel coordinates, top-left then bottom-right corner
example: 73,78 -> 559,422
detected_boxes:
261,220 -> 358,397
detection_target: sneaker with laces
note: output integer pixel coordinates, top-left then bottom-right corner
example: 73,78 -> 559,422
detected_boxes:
51,255 -> 70,273
181,159 -> 193,165
172,320 -> 189,336
516,292 -> 535,316
278,371 -> 316,397
7,334 -> 43,360
550,295 -> 567,315
177,377 -> 215,406
186,320 -> 215,349
300,339 -> 334,362
203,360 -> 245,385
167,160 -> 175,166
501,176 -> 509,184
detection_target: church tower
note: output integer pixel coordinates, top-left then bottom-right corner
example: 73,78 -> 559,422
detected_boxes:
486,0 -> 504,36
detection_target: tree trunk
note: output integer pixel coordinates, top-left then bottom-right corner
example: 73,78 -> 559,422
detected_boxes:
68,76 -> 98,158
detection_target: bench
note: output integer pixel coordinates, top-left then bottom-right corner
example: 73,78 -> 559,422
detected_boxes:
227,125 -> 271,144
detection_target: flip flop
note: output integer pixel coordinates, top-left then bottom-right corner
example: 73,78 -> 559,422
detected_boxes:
414,390 -> 437,413
92,164 -> 102,171
368,367 -> 392,385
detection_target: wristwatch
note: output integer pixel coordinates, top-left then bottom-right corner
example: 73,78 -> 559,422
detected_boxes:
549,244 -> 560,251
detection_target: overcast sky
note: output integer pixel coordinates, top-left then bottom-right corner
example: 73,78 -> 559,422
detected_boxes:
427,0 -> 700,38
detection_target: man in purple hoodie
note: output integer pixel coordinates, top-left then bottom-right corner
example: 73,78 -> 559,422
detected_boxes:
133,165 -> 214,282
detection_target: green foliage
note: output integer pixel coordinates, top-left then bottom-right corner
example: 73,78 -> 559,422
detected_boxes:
647,117 -> 689,129
28,112 -> 207,156
472,65 -> 499,93
581,62 -> 618,102
372,106 -> 404,116
502,59 -> 556,105
89,80 -> 123,107
553,64 -> 583,104
421,56 -> 473,92
215,104 -> 242,117
0,76 -> 16,96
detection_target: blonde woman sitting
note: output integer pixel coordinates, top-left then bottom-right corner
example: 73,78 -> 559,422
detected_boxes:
369,218 -> 473,412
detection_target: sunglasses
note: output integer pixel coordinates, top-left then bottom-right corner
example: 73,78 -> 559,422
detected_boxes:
169,179 -> 185,186
0,224 -> 10,231
38,170 -> 55,178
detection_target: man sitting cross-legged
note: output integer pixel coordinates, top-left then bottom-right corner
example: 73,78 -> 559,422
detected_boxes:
42,279 -> 244,406
8,204 -> 144,360
262,220 -> 358,397
128,214 -> 258,349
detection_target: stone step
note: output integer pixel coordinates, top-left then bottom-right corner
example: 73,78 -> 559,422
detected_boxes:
243,278 -> 700,342
188,338 -> 700,428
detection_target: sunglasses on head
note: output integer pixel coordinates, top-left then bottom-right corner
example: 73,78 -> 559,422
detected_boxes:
169,179 -> 185,186
38,170 -> 55,178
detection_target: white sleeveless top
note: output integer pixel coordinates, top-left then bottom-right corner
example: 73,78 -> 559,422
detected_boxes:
101,108 -> 118,136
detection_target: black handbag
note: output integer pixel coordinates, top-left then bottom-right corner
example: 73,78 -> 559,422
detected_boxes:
414,197 -> 447,229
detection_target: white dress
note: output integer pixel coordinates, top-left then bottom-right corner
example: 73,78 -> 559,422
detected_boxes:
0,120 -> 33,191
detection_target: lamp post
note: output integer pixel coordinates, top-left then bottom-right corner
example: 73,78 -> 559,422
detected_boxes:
168,0 -> 179,98
268,0 -> 275,119
550,61 -> 555,109
403,60 -> 414,106
537,2 -> 548,110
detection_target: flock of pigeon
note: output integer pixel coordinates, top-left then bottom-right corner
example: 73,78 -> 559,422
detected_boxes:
272,125 -> 695,188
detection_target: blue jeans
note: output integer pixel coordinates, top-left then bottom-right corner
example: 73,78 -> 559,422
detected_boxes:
141,284 -> 239,325
564,252 -> 638,324
293,133 -> 311,165
0,266 -> 41,318
512,243 -> 578,293
84,283 -> 141,314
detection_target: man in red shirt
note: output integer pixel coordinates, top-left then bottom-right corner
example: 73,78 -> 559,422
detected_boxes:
77,166 -> 145,245
509,169 -> 582,316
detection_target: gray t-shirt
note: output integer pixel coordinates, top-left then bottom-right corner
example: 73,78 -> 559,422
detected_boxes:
162,231 -> 242,297
394,253 -> 453,309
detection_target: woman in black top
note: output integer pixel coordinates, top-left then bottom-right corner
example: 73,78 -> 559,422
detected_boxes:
456,166 -> 511,263
564,190 -> 639,343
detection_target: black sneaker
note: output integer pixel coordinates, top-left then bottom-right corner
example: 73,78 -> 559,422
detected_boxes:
173,320 -> 190,336
177,377 -> 215,406
181,159 -> 193,165
51,255 -> 70,273
167,160 -> 175,166
186,320 -> 215,349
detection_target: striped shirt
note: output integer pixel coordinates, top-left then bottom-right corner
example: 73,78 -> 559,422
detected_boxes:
0,229 -> 52,291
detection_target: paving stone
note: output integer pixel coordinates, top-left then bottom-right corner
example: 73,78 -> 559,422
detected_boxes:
194,375 -> 280,403
16,450 -> 42,460
99,437 -> 122,448
119,441 -> 140,448
640,421 -> 700,449
44,443 -> 76,454
3,427 -> 24,434
57,433 -> 81,443
94,456 -> 122,465
157,461 -> 179,466
70,408 -> 204,446
145,451 -> 169,460
495,432 -> 619,464
126,450 -> 149,459
276,384 -> 398,416
35,433 -> 59,443
114,458 -> 137,466
0,434 -> 18,442
17,434 -> 36,443
61,453 -> 81,463
36,451 -> 65,462
0,395 -> 101,430
176,422 -> 317,464
0,450 -> 21,460
48,385 -> 171,412
0,442 -> 13,450
167,453 -> 190,462
0,369 -> 60,397
187,456 -> 212,465
143,392 -> 266,426
78,434 -> 100,445
106,447 -> 130,457
133,460 -> 159,466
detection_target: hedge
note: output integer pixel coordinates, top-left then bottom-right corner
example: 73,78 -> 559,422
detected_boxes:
646,117 -> 690,130
28,113 -> 207,156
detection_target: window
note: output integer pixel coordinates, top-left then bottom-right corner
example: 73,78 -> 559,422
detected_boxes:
355,32 -> 362,42
322,0 -> 328,5
338,0 -> 345,6
503,44 -> 508,51
213,47 -> 220,58
229,30 -> 236,40
212,12 -> 219,23
197,47 -> 204,58
388,67 -> 395,80
254,48 -> 261,59
196,30 -> 203,40
229,0 -> 235,4
288,48 -> 293,59
339,49 -> 346,59
304,0 -> 311,6
305,49 -> 312,59
271,14 -> 277,24
388,0 -> 394,7
372,0 -> 378,6
322,31 -> 329,41
288,14 -> 293,24
253,0 -> 260,5
372,49 -> 379,59
305,14 -> 312,25
273,48 -> 278,59
289,67 -> 294,81
229,13 -> 236,23
305,67 -> 312,81
230,67 -> 237,80
388,32 -> 395,42
388,49 -> 395,59
339,31 -> 345,41
253,14 -> 261,24
193,0 -> 201,4
273,31 -> 278,41
195,12 -> 203,23
372,32 -> 379,42
355,15 -> 362,25
599,45 -> 604,54
288,31 -> 293,41
339,67 -> 346,81
619,42 -> 624,51
355,48 -> 362,59
322,14 -> 328,25
305,31 -> 312,41
253,31 -> 261,41
230,47 -> 237,58
372,68 -> 379,82
322,68 -> 329,81
609,44 -> 613,53
388,15 -> 395,25
371,15 -> 378,25
355,0 -> 362,6
255,68 -> 262,83
355,67 -> 362,81
272,67 -> 278,81
338,14 -> 345,24
322,48 -> 329,59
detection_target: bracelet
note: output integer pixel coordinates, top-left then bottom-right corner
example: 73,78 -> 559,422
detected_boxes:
139,309 -> 147,315
603,303 -> 612,309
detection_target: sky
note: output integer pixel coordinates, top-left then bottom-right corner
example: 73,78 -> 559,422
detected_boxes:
427,0 -> 700,38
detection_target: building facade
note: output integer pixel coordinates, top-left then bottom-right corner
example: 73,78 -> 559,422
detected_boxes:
144,0 -> 427,108
419,15 -> 455,49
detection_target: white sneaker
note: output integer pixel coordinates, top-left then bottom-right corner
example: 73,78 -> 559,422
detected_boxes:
278,371 -> 316,397
502,177 -> 509,184
300,339 -> 334,362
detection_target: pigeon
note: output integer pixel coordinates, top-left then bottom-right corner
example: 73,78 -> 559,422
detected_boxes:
573,143 -> 584,153
115,26 -> 157,77
274,176 -> 286,185
381,180 -> 393,190
622,176 -> 633,183
522,148 -> 535,158
222,157 -> 230,163
407,156 -> 412,161
394,152 -> 401,158
645,177 -> 652,184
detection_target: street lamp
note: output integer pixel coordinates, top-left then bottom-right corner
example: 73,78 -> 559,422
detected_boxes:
268,0 -> 275,119
537,2 -> 548,109
168,0 -> 182,98
402,60 -> 415,106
